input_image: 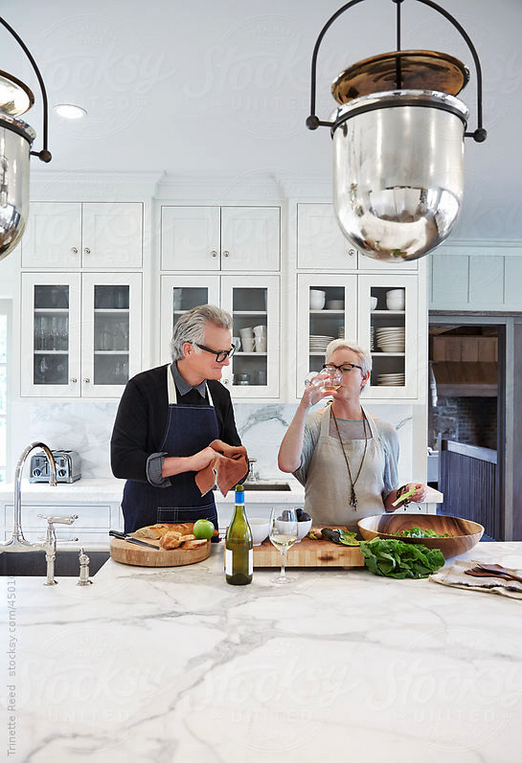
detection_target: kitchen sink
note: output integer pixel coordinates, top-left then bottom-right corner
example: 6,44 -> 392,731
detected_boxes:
243,482 -> 291,491
0,550 -> 110,577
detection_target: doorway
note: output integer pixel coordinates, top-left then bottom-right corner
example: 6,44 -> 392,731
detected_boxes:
428,315 -> 505,539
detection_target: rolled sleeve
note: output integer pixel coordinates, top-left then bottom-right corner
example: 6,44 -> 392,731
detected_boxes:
146,452 -> 171,487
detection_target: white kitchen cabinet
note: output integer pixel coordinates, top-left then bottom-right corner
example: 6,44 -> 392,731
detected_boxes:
159,275 -> 220,363
21,272 -> 142,398
429,240 -> 522,311
160,274 -> 280,399
295,273 -> 419,400
221,275 -> 280,398
358,275 -> 418,399
297,203 -> 357,270
296,274 -> 358,397
1,502 -> 123,543
297,203 -> 417,271
21,201 -> 144,270
161,205 -> 281,272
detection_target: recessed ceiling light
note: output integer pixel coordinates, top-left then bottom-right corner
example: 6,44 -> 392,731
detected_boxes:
53,104 -> 87,120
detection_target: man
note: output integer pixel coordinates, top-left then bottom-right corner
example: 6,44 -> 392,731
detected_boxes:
111,304 -> 244,533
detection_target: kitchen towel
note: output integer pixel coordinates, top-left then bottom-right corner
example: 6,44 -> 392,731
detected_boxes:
195,439 -> 248,497
430,559 -> 522,600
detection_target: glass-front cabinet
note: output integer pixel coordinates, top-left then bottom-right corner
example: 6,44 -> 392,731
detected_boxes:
21,272 -> 142,397
160,275 -> 280,398
220,276 -> 279,398
159,276 -> 220,364
296,274 -> 358,397
296,273 -> 418,399
358,275 -> 418,399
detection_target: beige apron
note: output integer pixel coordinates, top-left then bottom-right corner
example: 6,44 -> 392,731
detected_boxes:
304,404 -> 386,531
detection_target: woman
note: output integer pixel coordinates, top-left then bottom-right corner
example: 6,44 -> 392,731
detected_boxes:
278,339 -> 426,531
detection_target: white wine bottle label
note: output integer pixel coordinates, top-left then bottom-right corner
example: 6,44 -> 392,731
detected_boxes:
225,548 -> 233,575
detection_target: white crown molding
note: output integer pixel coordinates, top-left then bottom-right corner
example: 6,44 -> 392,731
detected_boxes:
30,170 -> 165,201
155,172 -> 332,202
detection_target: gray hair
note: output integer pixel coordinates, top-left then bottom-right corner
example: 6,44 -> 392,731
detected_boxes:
170,304 -> 233,361
325,338 -> 372,376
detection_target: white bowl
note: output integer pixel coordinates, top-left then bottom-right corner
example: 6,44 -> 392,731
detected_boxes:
386,298 -> 405,311
370,296 -> 378,310
310,290 -> 326,310
248,517 -> 270,546
296,518 -> 312,541
326,299 -> 344,310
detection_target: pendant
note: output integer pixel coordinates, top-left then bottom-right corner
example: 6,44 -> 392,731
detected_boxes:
350,487 -> 357,509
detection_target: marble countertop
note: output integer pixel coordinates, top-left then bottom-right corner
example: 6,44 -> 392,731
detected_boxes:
2,541 -> 521,763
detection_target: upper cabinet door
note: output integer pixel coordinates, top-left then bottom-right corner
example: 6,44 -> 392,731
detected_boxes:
81,202 -> 143,269
161,206 -> 220,271
297,203 -> 357,270
21,202 -> 82,269
221,207 -> 280,271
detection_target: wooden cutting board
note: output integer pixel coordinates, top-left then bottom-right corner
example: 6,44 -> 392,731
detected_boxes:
253,527 -> 364,568
110,537 -> 211,567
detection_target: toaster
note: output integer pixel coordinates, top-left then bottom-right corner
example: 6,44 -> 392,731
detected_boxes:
29,450 -> 81,483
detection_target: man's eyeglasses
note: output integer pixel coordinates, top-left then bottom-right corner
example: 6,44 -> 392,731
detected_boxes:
323,362 -> 362,374
195,342 -> 236,362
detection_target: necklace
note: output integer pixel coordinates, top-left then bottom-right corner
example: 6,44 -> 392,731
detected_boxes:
330,405 -> 370,510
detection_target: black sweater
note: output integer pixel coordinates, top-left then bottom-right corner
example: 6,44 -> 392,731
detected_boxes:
110,364 -> 242,482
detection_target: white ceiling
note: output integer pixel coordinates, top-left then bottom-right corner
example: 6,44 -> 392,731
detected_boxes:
3,0 -> 522,238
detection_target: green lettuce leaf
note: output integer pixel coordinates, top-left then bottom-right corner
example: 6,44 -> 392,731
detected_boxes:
360,538 -> 445,579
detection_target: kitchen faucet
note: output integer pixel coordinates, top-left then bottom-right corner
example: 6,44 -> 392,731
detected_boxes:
0,441 -> 59,551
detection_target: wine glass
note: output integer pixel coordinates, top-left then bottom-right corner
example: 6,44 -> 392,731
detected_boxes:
268,508 -> 298,584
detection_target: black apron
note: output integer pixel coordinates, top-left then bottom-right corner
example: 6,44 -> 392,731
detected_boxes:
122,366 -> 219,534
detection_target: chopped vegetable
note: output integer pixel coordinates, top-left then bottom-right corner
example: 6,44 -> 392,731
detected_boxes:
394,526 -> 452,538
360,538 -> 445,579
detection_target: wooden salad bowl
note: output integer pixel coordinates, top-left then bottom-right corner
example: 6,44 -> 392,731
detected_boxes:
357,513 -> 484,559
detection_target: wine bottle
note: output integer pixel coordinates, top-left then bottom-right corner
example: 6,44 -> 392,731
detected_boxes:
225,484 -> 253,585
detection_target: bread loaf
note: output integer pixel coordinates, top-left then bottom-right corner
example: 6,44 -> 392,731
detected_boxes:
159,531 -> 183,550
134,522 -> 194,539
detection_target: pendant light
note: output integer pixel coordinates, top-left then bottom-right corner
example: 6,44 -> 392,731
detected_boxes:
0,16 -> 52,263
306,0 -> 487,263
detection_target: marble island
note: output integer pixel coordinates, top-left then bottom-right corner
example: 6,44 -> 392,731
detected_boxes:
2,541 -> 522,763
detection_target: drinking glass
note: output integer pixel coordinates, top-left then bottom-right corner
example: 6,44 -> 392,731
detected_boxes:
268,508 -> 298,584
304,368 -> 342,391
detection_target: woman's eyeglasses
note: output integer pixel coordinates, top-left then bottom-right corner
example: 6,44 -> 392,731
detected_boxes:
195,342 -> 236,362
323,362 -> 362,374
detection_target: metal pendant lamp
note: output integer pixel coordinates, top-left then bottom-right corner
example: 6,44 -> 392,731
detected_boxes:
306,0 -> 487,263
0,16 -> 52,263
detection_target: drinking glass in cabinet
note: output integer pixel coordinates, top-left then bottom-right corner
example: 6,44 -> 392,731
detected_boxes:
34,355 -> 68,385
34,285 -> 69,309
95,285 -> 130,309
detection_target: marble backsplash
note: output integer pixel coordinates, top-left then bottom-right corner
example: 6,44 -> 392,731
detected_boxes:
9,399 -> 417,484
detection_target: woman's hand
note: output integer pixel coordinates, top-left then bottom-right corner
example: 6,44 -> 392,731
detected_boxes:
404,483 -> 428,503
302,372 -> 334,409
385,482 -> 428,512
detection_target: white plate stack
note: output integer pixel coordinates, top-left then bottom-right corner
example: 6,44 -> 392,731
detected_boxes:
309,334 -> 334,352
370,325 -> 375,350
375,327 -> 405,352
376,373 -> 405,386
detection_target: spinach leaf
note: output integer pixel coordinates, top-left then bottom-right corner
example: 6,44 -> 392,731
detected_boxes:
360,538 -> 445,579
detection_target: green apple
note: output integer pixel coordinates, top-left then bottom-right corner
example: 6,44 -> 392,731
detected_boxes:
193,519 -> 215,540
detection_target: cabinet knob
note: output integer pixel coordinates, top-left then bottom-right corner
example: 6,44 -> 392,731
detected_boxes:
346,248 -> 355,256
210,250 -> 218,258
71,247 -> 78,254
70,378 -> 77,383
84,247 -> 91,254
223,250 -> 229,258
83,377 -> 91,383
